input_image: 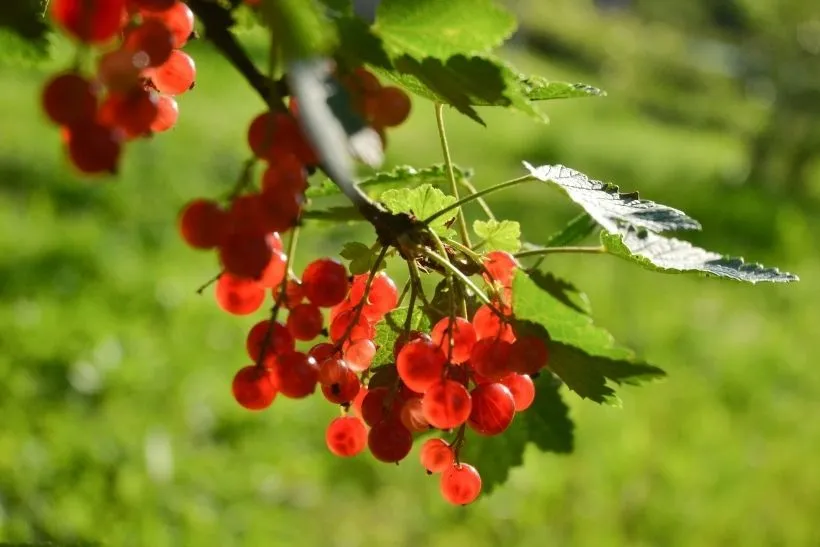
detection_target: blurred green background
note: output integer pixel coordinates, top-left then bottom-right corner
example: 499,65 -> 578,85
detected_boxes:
1,0 -> 819,545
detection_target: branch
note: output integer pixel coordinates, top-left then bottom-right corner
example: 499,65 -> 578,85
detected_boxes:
187,0 -> 287,111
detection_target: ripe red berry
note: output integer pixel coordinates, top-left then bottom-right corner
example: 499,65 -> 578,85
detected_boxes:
128,0 -> 175,12
393,330 -> 431,360
218,231 -> 272,280
97,49 -> 143,92
348,272 -> 399,321
500,373 -> 536,411
232,365 -> 276,410
42,72 -> 99,127
320,367 -> 360,404
367,419 -> 413,463
123,18 -> 174,67
467,382 -> 516,436
150,94 -> 179,132
343,339 -> 376,372
329,309 -> 374,343
482,251 -> 519,288
178,199 -> 227,249
51,0 -> 126,44
360,387 -> 401,426
65,121 -> 122,174
286,303 -> 324,341
419,438 -> 454,473
422,380 -> 473,430
246,320 -> 294,362
431,316 -> 477,364
396,338 -> 447,393
440,463 -> 482,505
150,49 -> 196,95
399,397 -> 429,432
247,112 -> 302,161
369,86 -> 411,128
302,258 -> 349,308
214,273 -> 265,315
258,249 -> 288,289
98,87 -> 159,139
261,156 -> 308,196
472,304 -> 516,342
268,351 -> 318,398
469,338 -> 514,381
309,342 -> 338,364
509,335 -> 549,375
142,1 -> 194,48
283,279 -> 305,309
325,416 -> 367,457
317,357 -> 348,386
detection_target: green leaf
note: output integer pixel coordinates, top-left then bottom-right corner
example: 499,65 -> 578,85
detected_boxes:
527,271 -> 590,316
542,213 -> 598,247
372,307 -> 430,366
374,0 -> 516,60
380,184 -> 457,237
263,0 -> 335,59
519,76 -> 606,101
0,0 -> 50,64
305,164 -> 471,198
523,163 -> 701,234
375,55 -> 548,125
461,376 -> 573,494
473,219 -> 521,252
334,15 -> 393,69
513,270 -> 665,403
339,242 -> 377,275
601,229 -> 799,284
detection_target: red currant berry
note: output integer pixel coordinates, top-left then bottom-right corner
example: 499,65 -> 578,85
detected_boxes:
509,335 -> 549,375
232,365 -> 276,410
150,94 -> 179,132
150,49 -> 196,95
352,384 -> 368,419
367,419 -> 413,463
329,309 -> 374,343
472,304 -> 516,342
214,273 -> 265,315
246,320 -> 294,362
419,438 -> 454,474
98,87 -> 159,139
399,397 -> 429,432
348,271 -> 399,321
142,0 -> 194,48
440,463 -> 482,505
469,338 -> 514,381
500,374 -> 536,411
42,72 -> 99,127
302,258 -> 349,308
393,330 -> 431,360
396,338 -> 447,393
178,199 -> 227,249
482,251 -> 519,288
268,351 -> 319,398
286,303 -> 324,341
317,357 -> 348,386
51,0 -> 126,44
325,416 -> 367,457
128,0 -> 175,12
422,380 -> 472,430
96,49 -> 143,92
431,316 -> 476,364
261,156 -> 308,195
369,86 -> 411,128
360,387 -> 401,427
321,367 -> 360,404
309,342 -> 338,364
65,121 -> 122,174
123,18 -> 174,67
258,249 -> 288,289
283,279 -> 305,309
343,339 -> 376,372
467,382 -> 515,436
218,231 -> 272,280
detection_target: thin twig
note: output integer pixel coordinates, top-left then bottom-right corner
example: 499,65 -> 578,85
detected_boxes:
435,104 -> 470,247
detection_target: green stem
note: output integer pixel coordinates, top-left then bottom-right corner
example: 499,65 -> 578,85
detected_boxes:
515,245 -> 606,258
458,178 -> 496,220
255,224 -> 300,368
420,247 -> 491,307
333,245 -> 389,350
422,175 -> 535,225
444,237 -> 484,266
435,104 -> 471,247
403,282 -> 418,335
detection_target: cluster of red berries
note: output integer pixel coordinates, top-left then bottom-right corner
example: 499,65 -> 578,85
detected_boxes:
204,242 -> 548,505
43,0 -> 196,174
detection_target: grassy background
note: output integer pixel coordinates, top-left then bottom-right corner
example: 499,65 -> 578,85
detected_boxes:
1,11 -> 819,547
